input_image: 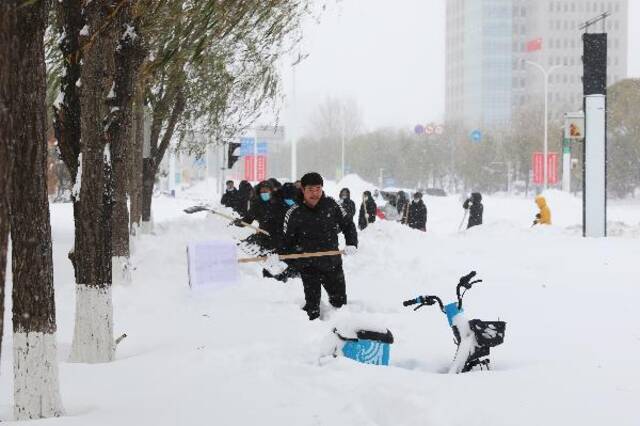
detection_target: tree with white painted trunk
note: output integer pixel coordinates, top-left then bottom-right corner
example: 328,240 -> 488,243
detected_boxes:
0,0 -> 12,371
2,0 -> 65,419
108,1 -> 146,286
70,0 -> 121,363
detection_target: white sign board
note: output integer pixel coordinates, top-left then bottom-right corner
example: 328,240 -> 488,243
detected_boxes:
187,240 -> 238,289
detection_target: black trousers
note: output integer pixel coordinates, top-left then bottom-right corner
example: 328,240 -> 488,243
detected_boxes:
300,267 -> 347,317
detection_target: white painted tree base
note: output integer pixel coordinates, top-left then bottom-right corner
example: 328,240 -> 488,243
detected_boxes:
69,284 -> 115,363
13,332 -> 65,420
112,256 -> 132,286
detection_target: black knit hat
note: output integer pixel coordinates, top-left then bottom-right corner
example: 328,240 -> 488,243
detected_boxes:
280,183 -> 299,200
300,172 -> 323,187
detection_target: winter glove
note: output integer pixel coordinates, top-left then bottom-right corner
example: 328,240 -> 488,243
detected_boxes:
344,245 -> 357,256
263,253 -> 288,276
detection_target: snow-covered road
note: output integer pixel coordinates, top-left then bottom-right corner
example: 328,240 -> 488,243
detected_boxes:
1,177 -> 639,425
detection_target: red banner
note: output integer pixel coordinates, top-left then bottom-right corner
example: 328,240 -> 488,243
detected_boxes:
532,152 -> 559,185
244,155 -> 267,181
256,155 -> 267,181
244,156 -> 255,181
526,37 -> 543,52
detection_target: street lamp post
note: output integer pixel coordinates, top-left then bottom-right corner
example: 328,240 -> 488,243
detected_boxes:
525,60 -> 563,190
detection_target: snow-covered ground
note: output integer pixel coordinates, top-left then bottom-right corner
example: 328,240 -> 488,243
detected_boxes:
1,176 -> 640,425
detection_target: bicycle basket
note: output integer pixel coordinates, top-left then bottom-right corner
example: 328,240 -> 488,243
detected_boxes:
469,320 -> 506,347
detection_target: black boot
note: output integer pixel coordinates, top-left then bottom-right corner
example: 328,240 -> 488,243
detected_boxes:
302,305 -> 320,321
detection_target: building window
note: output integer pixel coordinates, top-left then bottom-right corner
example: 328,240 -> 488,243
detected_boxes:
550,1 -> 554,12
571,2 -> 576,12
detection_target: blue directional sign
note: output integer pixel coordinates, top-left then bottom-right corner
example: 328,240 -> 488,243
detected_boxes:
240,137 -> 268,155
470,130 -> 482,143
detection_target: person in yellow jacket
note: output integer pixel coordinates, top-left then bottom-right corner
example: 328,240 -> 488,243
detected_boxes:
533,195 -> 551,225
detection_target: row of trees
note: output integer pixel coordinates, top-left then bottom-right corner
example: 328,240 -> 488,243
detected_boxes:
298,82 -> 640,197
2,0 -> 313,420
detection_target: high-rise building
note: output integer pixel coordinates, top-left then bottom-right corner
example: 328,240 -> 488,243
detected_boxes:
445,0 -> 628,130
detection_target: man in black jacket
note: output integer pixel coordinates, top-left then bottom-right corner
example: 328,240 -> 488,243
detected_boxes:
220,180 -> 241,214
280,172 -> 358,320
463,192 -> 483,229
406,192 -> 427,231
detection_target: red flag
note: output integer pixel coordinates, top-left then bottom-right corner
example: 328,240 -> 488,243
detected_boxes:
526,37 -> 543,52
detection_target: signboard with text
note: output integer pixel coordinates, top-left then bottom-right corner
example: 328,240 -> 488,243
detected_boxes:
532,152 -> 559,185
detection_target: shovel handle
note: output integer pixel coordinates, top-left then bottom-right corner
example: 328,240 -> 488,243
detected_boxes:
238,250 -> 344,264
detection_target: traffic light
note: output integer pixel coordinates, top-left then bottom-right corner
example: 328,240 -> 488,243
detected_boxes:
582,33 -> 607,96
227,142 -> 241,169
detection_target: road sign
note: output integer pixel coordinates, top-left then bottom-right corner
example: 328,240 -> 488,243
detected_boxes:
470,130 -> 482,142
425,125 -> 435,135
564,112 -> 585,140
435,125 -> 444,135
240,137 -> 268,156
414,124 -> 425,134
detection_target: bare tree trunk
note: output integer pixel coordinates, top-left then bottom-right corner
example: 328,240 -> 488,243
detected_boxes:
5,0 -> 65,419
0,0 -> 13,372
141,91 -> 185,233
128,84 -> 145,236
68,1 -> 116,363
109,2 -> 144,285
141,157 -> 155,229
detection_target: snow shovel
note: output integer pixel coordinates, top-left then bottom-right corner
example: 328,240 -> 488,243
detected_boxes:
184,205 -> 270,236
240,250 -> 345,277
458,209 -> 468,231
237,250 -> 345,264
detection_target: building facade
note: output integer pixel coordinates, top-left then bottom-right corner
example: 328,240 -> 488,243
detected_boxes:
445,0 -> 628,130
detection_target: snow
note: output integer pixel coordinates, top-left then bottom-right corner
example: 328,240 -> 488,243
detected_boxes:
79,25 -> 89,37
107,83 -> 116,100
53,91 -> 65,109
121,24 -> 138,42
70,153 -> 81,201
1,176 -> 640,425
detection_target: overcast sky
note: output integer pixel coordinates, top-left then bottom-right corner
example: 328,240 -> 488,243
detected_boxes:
277,0 -> 640,137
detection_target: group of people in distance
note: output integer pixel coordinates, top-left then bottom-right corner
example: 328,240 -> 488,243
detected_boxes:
220,173 -> 551,321
221,173 -> 356,320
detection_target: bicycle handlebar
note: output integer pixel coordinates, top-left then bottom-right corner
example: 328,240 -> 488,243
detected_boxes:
403,295 -> 444,311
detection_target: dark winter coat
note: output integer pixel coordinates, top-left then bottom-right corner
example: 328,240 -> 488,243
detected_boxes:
407,199 -> 427,231
281,194 -> 357,272
221,188 -> 241,214
396,192 -> 408,216
241,197 -> 289,250
358,195 -> 377,230
236,181 -> 253,216
339,188 -> 356,218
463,192 -> 483,229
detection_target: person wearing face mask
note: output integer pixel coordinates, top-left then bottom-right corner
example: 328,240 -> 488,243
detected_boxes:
236,181 -> 283,252
338,188 -> 356,219
358,190 -> 377,230
406,192 -> 427,232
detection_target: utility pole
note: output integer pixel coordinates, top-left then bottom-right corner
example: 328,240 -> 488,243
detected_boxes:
525,60 -> 563,191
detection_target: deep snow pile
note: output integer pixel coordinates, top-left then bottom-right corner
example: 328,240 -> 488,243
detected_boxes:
1,178 -> 640,425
